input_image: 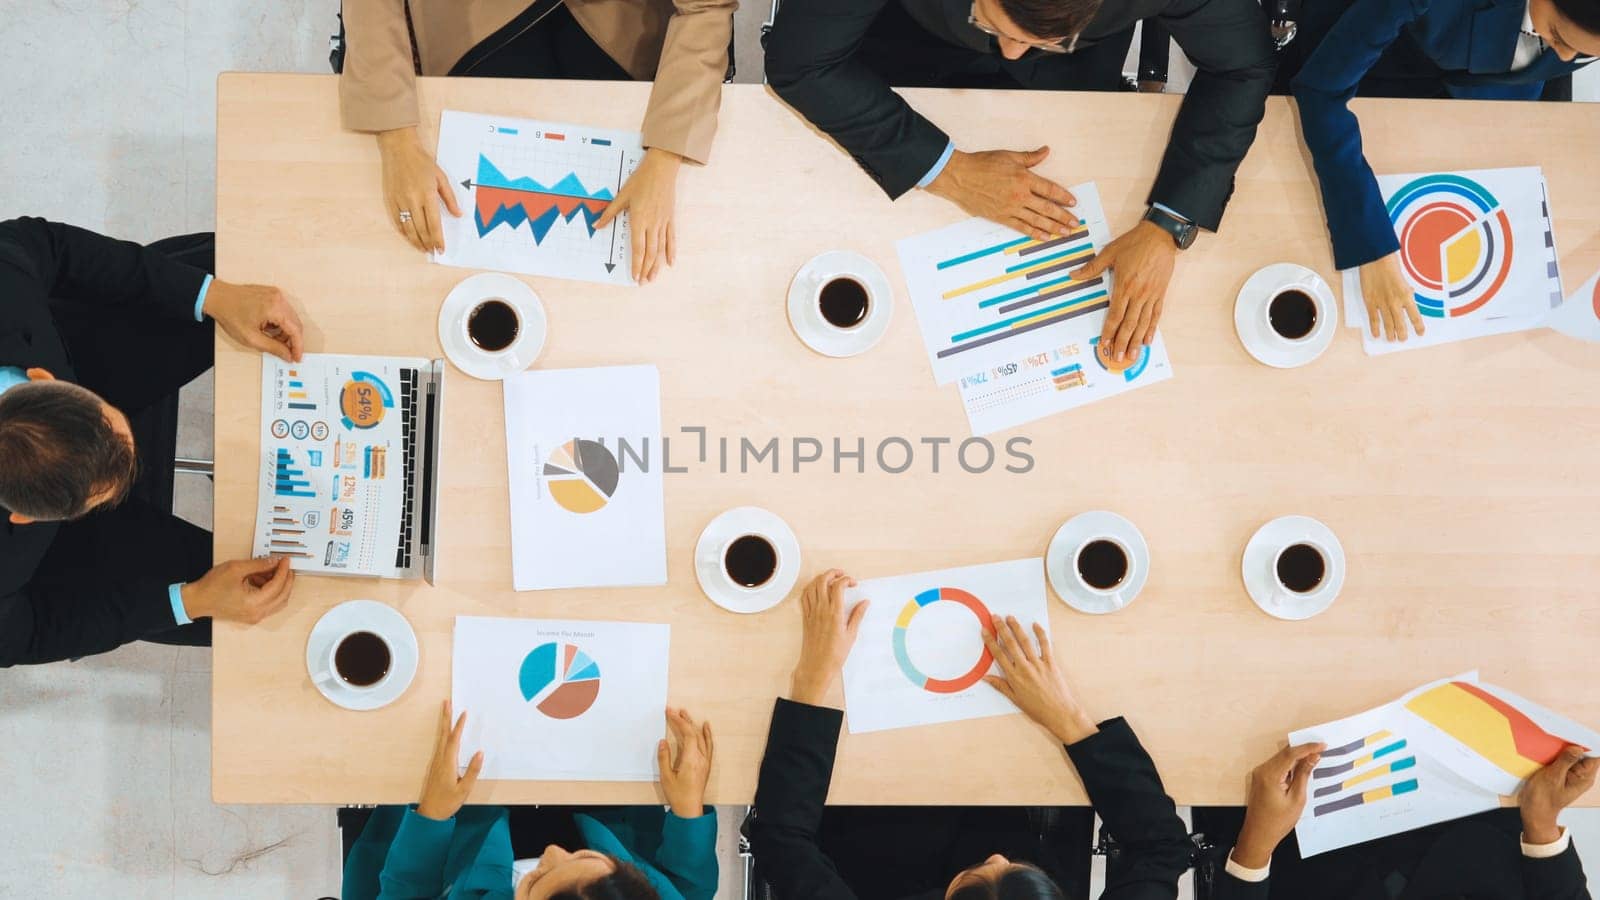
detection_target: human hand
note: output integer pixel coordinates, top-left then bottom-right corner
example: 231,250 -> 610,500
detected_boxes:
417,700 -> 485,821
981,616 -> 1096,744
1359,253 -> 1425,342
594,147 -> 680,284
1073,220 -> 1176,363
1520,745 -> 1598,845
1232,742 -> 1325,868
789,569 -> 869,706
204,281 -> 305,363
658,706 -> 714,818
377,126 -> 462,253
925,147 -> 1080,241
180,557 -> 295,625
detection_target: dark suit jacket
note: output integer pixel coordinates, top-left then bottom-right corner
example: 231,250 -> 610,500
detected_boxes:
1213,809 -> 1592,900
749,698 -> 1194,899
1292,0 -> 1591,269
0,217 -> 206,667
764,0 -> 1277,230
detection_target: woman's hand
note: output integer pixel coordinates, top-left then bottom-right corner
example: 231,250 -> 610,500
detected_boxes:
1232,742 -> 1325,868
377,127 -> 462,253
789,569 -> 870,706
981,616 -> 1096,744
594,147 -> 681,284
416,700 -> 484,821
658,706 -> 714,818
1359,252 -> 1425,342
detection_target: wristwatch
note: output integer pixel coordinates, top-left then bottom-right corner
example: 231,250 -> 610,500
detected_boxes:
1143,206 -> 1199,250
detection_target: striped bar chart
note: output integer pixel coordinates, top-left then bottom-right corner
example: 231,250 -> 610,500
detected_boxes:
272,448 -> 317,498
1051,364 -> 1085,391
1313,755 -> 1417,798
1313,778 -> 1420,817
1313,732 -> 1408,779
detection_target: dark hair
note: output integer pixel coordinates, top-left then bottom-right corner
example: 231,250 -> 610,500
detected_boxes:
550,857 -> 658,900
995,0 -> 1103,41
0,381 -> 135,520
1553,0 -> 1600,37
949,863 -> 1067,900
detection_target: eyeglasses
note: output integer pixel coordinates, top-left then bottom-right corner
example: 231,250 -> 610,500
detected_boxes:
968,0 -> 1078,53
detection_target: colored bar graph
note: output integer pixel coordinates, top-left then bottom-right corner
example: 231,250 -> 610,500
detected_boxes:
1313,756 -> 1418,797
591,138 -> 612,146
498,127 -> 519,135
288,402 -> 316,410
1314,737 -> 1408,779
977,275 -> 1074,309
1003,241 -> 1092,273
1313,778 -> 1419,817
545,132 -> 565,141
273,448 -> 317,498
936,237 -> 1031,270
996,277 -> 1105,315
1050,364 -> 1086,391
943,251 -> 1091,299
941,289 -> 1110,355
1012,226 -> 1089,257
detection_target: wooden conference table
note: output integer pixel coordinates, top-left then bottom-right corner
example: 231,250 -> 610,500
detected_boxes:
212,75 -> 1600,806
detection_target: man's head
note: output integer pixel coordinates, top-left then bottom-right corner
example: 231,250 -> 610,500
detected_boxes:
946,855 -> 1066,900
1534,0 -> 1600,60
976,0 -> 1102,60
0,369 -> 136,524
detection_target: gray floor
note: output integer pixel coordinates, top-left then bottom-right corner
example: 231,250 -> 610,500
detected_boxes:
2,2 -> 1597,897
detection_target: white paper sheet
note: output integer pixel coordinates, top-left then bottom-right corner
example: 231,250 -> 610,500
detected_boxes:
503,365 -> 666,590
1290,702 -> 1499,857
253,354 -> 425,577
956,331 -> 1173,435
433,110 -> 642,286
841,558 -> 1048,734
1339,167 -> 1561,354
1396,672 -> 1600,797
452,616 -> 670,781
1547,267 -> 1600,341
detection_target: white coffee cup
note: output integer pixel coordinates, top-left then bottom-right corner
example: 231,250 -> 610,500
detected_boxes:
719,533 -> 781,593
1267,540 -> 1332,609
314,629 -> 394,693
1072,535 -> 1134,609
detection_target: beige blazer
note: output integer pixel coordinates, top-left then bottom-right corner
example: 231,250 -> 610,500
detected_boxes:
339,0 -> 735,164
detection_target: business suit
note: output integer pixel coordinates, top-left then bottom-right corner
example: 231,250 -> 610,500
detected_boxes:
748,698 -> 1194,899
1292,0 -> 1593,269
1204,808 -> 1591,900
339,0 -> 735,164
0,218 -> 215,666
764,0 -> 1277,230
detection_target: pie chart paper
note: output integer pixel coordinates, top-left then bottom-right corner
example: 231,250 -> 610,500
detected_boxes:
453,616 -> 670,781
503,364 -> 666,590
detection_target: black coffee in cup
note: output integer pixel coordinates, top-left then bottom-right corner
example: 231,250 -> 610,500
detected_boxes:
1276,543 -> 1326,593
818,277 -> 870,329
334,630 -> 392,687
468,299 -> 520,352
1268,289 -> 1317,340
724,534 -> 778,588
1076,539 -> 1129,591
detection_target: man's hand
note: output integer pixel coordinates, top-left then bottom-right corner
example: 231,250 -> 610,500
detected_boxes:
204,281 -> 305,363
1521,745 -> 1599,845
1074,220 -> 1177,363
416,700 -> 484,821
981,616 -> 1097,745
658,706 -> 714,818
180,557 -> 295,625
377,126 -> 462,253
789,569 -> 869,706
1232,742 -> 1325,869
925,147 -> 1079,241
594,147 -> 680,284
1359,252 -> 1425,342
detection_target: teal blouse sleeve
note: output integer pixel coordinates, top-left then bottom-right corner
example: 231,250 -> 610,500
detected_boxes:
654,811 -> 720,900
377,810 -> 457,900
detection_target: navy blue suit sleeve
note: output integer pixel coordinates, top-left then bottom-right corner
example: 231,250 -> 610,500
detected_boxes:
0,217 -> 207,321
1524,841 -> 1593,900
748,698 -> 859,899
1067,717 -> 1194,898
1291,0 -> 1430,269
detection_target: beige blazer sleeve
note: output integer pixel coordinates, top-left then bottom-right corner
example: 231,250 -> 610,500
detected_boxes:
641,0 -> 736,164
339,0 -> 421,133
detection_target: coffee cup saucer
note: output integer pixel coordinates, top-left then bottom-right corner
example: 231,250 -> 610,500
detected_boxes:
694,506 -> 802,614
437,272 -> 547,381
787,251 -> 894,358
1045,510 -> 1150,615
1234,263 -> 1337,369
1242,515 -> 1346,621
305,599 -> 420,711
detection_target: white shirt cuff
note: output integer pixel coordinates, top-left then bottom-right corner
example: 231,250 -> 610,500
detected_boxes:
1522,828 -> 1571,858
1225,853 -> 1271,882
916,140 -> 956,189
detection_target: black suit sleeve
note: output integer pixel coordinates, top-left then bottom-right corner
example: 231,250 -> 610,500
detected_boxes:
1210,869 -> 1271,900
0,570 -> 179,667
763,0 -> 950,199
748,698 -> 859,900
1525,841 -> 1592,900
0,217 -> 207,322
1146,0 -> 1277,230
1066,717 -> 1194,899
